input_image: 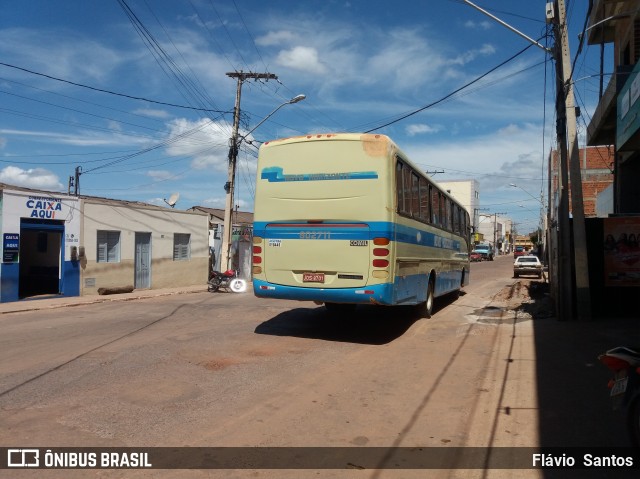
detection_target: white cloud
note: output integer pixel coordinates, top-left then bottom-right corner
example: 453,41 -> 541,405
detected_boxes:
133,108 -> 172,119
0,28 -> 123,83
165,118 -> 231,171
0,166 -> 63,190
449,44 -> 496,66
0,128 -> 152,147
276,46 -> 327,75
406,124 -> 441,136
146,170 -> 175,181
464,20 -> 492,30
403,122 -> 545,193
256,30 -> 298,46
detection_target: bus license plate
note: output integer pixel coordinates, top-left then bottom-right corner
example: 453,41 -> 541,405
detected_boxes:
303,273 -> 325,283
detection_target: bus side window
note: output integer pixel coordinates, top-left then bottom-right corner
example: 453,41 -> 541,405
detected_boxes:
445,199 -> 452,231
431,190 -> 440,226
419,178 -> 430,223
403,165 -> 413,216
411,172 -> 420,219
395,160 -> 405,213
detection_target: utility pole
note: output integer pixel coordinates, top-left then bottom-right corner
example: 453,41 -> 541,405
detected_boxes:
73,166 -> 81,196
493,212 -> 507,256
552,0 -> 591,320
221,71 -> 277,273
473,207 -> 489,242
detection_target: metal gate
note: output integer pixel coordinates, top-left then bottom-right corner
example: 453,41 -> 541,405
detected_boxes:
134,232 -> 151,289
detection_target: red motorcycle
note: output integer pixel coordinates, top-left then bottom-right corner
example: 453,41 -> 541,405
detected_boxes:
599,346 -> 640,447
207,270 -> 247,293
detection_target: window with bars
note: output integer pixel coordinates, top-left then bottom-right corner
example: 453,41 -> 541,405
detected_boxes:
173,233 -> 191,261
97,230 -> 120,263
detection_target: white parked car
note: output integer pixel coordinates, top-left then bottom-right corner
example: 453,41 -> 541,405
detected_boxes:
513,255 -> 543,279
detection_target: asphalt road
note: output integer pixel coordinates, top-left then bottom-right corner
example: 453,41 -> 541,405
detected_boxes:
1,256 -> 618,479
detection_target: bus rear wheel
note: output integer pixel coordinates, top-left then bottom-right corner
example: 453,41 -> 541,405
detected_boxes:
416,277 -> 434,318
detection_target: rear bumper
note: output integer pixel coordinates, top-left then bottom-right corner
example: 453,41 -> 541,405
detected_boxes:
253,279 -> 394,305
514,268 -> 542,275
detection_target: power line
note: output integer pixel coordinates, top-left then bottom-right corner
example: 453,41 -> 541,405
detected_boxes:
0,62 -> 230,113
363,40 -> 539,133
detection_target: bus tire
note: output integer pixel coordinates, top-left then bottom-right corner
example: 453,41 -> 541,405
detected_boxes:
416,276 -> 435,318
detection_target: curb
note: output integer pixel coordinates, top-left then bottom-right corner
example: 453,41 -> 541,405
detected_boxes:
0,288 -> 208,315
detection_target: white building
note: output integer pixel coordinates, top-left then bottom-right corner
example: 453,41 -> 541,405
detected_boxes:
477,213 -> 511,254
437,179 -> 480,232
0,184 -> 209,303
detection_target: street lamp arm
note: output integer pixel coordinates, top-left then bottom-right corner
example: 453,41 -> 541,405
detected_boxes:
461,0 -> 551,53
509,183 -> 545,206
240,94 -> 306,143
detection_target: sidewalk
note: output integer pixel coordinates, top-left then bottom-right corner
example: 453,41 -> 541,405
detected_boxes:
0,285 -> 209,315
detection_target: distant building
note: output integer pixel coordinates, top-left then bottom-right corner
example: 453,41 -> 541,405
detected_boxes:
437,179 -> 479,232
477,213 -> 511,254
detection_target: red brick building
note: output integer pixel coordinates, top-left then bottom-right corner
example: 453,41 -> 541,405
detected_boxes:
549,146 -> 614,217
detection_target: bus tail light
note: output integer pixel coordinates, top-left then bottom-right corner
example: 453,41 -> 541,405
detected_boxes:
252,237 -> 263,274
372,238 -> 390,270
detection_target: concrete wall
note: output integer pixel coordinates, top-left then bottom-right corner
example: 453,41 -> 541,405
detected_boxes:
81,200 -> 209,295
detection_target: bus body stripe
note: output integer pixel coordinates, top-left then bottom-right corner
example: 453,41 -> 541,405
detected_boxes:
254,221 -> 464,251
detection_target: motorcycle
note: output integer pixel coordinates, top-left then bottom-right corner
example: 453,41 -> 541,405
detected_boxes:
207,270 -> 247,293
598,346 -> 640,447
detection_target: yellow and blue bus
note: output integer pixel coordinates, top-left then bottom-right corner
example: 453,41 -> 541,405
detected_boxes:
252,133 -> 470,316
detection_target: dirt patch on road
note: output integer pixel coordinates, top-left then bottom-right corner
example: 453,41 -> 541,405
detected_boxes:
502,280 -> 554,320
473,280 -> 554,325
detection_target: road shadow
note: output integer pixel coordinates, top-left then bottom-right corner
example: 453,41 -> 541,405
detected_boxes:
525,283 -> 640,478
255,295 -> 456,345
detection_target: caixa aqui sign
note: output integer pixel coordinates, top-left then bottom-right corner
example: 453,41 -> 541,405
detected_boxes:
26,196 -> 63,219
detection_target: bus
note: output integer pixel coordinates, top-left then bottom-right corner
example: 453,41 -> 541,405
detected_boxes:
251,133 -> 471,316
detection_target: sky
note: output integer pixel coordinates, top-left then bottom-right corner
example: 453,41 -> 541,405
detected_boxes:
0,1 -> 608,234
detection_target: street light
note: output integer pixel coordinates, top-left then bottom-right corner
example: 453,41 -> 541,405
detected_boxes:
241,95 -> 306,143
220,94 -> 306,273
509,183 -> 545,206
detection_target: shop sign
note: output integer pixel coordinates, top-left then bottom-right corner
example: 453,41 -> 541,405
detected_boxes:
232,225 -> 253,241
617,62 -> 640,151
3,233 -> 19,263
26,196 -> 63,219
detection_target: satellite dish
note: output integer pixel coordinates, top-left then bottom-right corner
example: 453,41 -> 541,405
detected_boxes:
164,192 -> 180,208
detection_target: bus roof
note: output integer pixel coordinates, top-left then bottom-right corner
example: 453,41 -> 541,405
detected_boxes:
262,132 -> 394,148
